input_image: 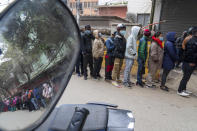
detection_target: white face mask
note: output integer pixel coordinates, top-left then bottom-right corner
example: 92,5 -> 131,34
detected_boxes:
120,30 -> 126,36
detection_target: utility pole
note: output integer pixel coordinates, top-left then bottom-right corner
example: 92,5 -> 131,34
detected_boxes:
76,0 -> 80,24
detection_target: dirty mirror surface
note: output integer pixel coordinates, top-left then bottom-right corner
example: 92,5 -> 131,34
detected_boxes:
0,0 -> 79,130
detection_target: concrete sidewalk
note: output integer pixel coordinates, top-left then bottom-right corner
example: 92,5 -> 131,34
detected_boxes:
58,74 -> 197,131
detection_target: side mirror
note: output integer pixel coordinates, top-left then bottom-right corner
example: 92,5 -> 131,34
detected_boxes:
0,0 -> 80,130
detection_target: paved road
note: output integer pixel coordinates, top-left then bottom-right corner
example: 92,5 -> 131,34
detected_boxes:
58,74 -> 197,131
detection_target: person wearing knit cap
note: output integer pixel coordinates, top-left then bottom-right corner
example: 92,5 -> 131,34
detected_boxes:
136,29 -> 151,87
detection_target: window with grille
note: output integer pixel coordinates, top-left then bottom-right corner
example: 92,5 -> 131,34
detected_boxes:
84,2 -> 87,8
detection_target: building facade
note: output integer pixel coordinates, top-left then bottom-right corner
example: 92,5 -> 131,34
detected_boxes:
127,0 -> 152,26
98,0 -> 128,5
68,0 -> 99,16
152,0 -> 197,36
98,5 -> 127,19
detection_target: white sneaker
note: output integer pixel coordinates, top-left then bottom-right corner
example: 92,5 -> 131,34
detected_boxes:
177,91 -> 190,97
183,90 -> 192,94
112,81 -> 119,87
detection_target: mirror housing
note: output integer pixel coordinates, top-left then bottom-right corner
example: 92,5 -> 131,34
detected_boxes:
0,0 -> 80,130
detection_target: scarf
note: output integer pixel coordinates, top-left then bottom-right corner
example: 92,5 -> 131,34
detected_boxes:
152,36 -> 163,49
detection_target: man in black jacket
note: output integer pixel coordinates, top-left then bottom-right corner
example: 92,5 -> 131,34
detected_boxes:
178,27 -> 197,97
111,24 -> 126,86
81,25 -> 95,80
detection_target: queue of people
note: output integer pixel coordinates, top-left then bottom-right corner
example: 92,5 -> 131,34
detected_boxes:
76,24 -> 197,97
0,82 -> 54,113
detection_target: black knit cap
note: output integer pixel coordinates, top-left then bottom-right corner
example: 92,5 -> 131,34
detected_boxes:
85,25 -> 91,30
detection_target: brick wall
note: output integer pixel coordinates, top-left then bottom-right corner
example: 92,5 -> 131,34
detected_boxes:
98,6 -> 127,19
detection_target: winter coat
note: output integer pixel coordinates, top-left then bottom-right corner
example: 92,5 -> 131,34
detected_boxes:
125,26 -> 141,59
183,36 -> 197,64
92,30 -> 104,58
113,33 -> 126,59
148,38 -> 164,72
162,32 -> 179,70
105,37 -> 115,56
138,36 -> 148,61
81,30 -> 95,54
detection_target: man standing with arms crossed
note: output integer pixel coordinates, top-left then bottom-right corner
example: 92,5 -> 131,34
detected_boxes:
81,25 -> 95,80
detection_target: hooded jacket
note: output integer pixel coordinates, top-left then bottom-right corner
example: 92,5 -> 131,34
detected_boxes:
113,32 -> 126,59
162,32 -> 179,70
138,36 -> 148,61
81,30 -> 95,54
125,26 -> 141,59
105,37 -> 115,56
92,30 -> 104,58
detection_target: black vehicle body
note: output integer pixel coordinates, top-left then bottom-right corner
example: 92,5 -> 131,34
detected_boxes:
36,103 -> 135,131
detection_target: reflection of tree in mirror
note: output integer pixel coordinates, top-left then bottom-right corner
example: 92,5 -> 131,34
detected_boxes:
0,0 -> 76,95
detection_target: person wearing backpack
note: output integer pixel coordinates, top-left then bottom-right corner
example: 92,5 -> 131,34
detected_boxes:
105,32 -> 115,81
175,31 -> 188,68
178,27 -> 197,97
161,32 -> 179,92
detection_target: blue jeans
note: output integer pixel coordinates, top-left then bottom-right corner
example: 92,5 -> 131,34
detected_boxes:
137,58 -> 145,84
31,98 -> 39,110
41,98 -> 46,108
123,58 -> 134,84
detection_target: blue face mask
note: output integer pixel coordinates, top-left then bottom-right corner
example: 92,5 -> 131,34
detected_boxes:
85,30 -> 91,35
159,37 -> 164,41
98,33 -> 102,37
120,30 -> 126,36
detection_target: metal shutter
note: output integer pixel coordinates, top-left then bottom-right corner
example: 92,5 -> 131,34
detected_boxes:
160,0 -> 197,36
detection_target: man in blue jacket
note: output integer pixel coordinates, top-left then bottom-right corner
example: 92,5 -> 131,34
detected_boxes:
105,32 -> 115,81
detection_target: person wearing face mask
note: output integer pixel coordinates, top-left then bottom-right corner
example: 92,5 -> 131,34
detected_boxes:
81,25 -> 95,80
123,26 -> 141,88
105,32 -> 116,81
111,24 -> 127,87
136,29 -> 151,87
146,31 -> 164,88
92,30 -> 104,79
